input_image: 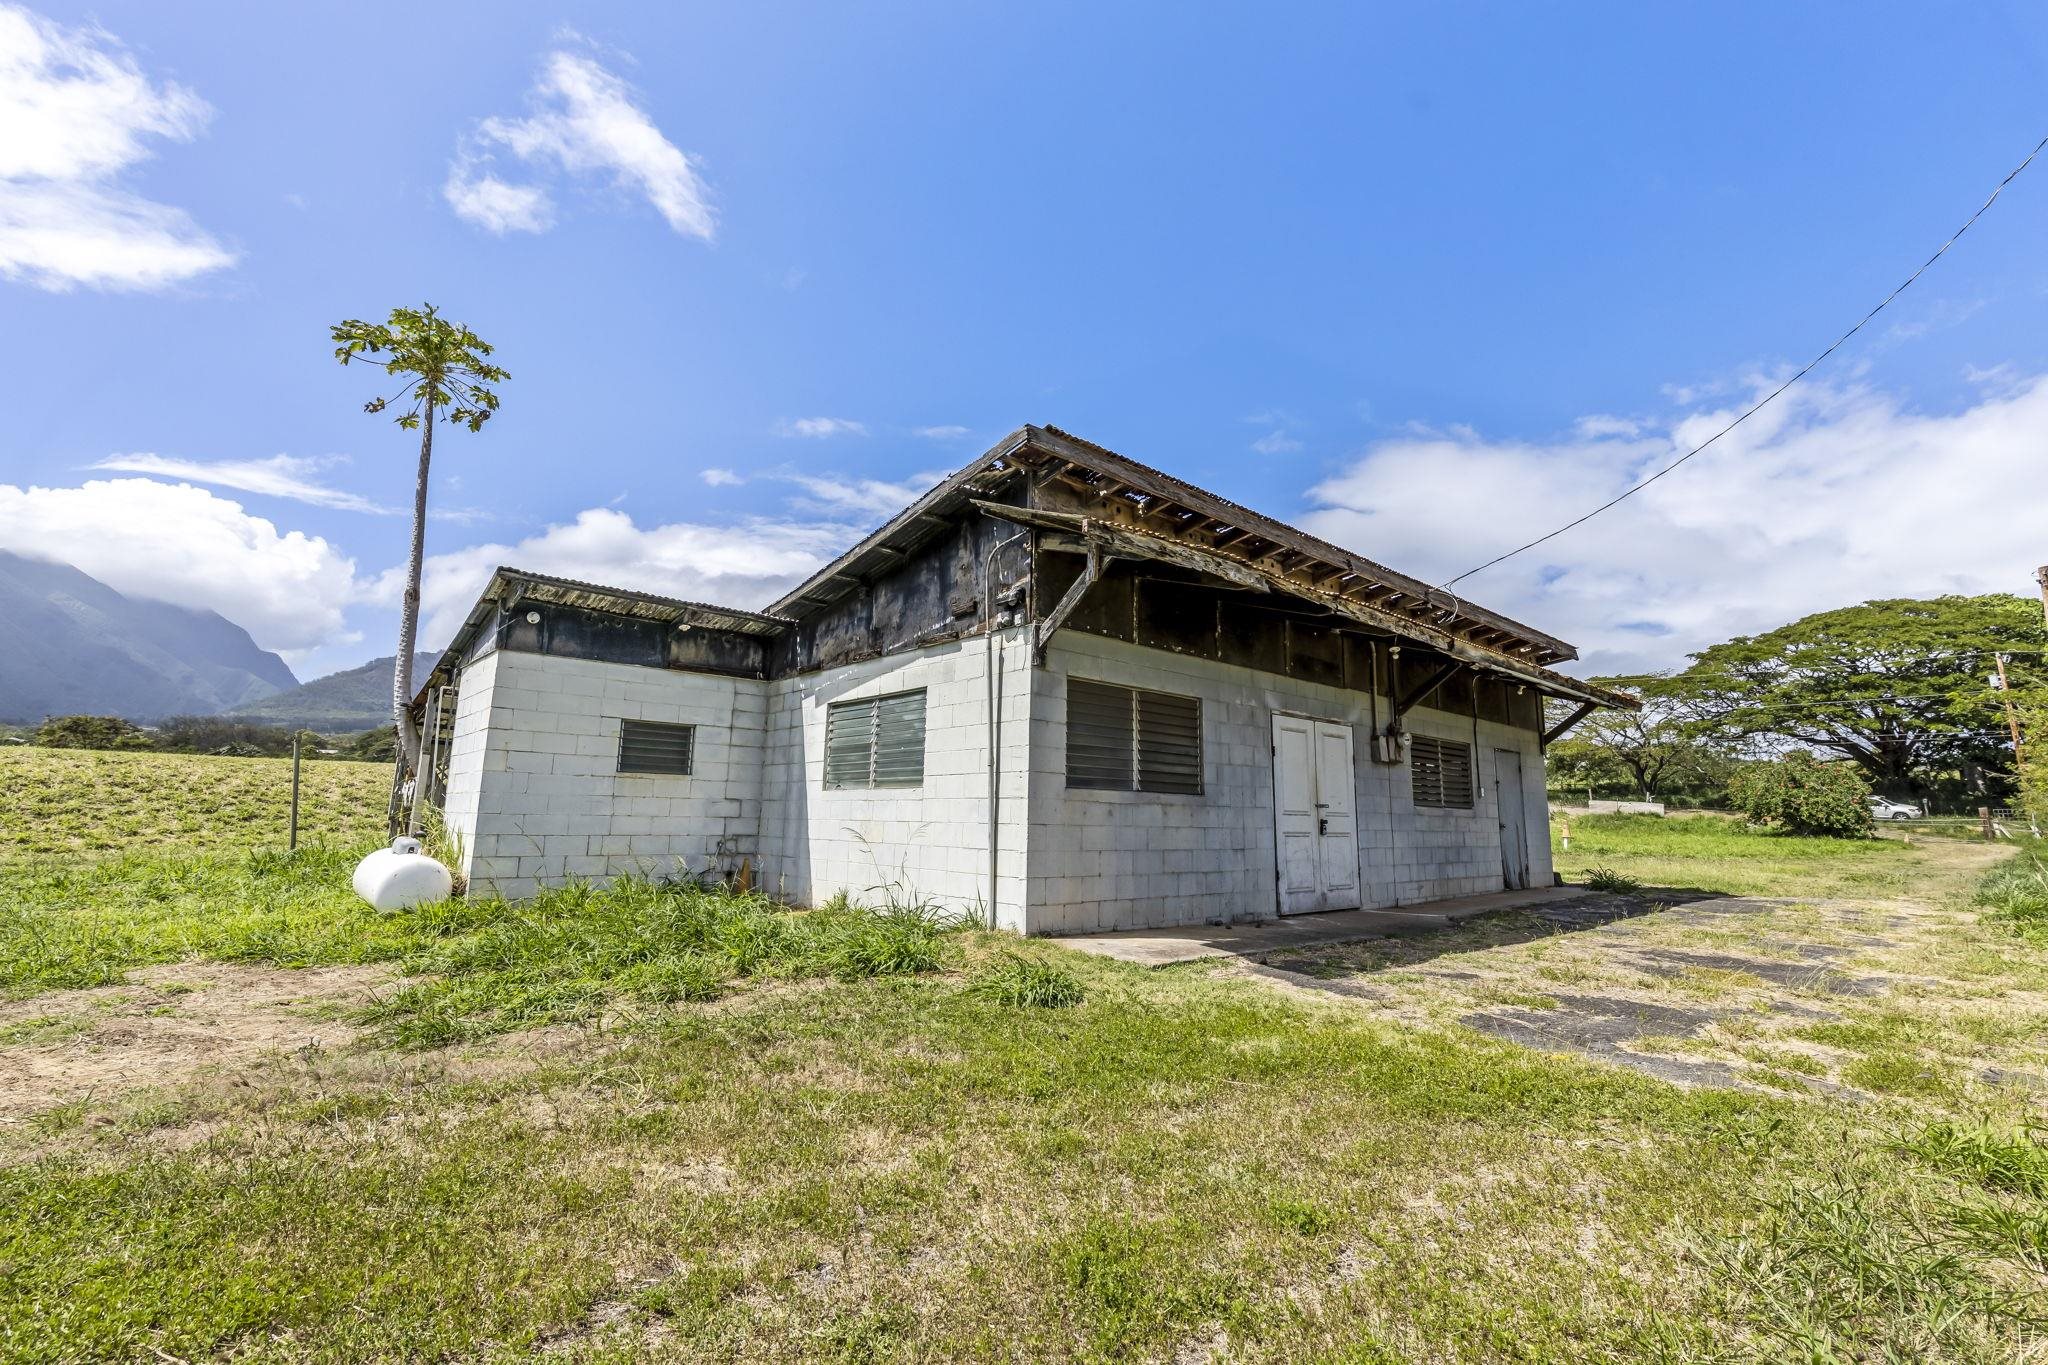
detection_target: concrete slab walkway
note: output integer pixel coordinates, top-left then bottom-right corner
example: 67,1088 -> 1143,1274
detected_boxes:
1056,884 -> 1591,966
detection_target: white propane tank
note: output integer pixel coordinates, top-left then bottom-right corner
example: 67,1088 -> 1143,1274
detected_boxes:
352,837 -> 454,912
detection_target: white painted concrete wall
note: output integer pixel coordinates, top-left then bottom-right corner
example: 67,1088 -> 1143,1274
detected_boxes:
442,628 -> 1554,932
756,629 -> 1035,930
1024,632 -> 1550,934
441,650 -> 766,901
438,648 -> 498,886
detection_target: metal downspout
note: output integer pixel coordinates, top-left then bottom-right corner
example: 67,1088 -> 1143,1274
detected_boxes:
983,530 -> 1029,929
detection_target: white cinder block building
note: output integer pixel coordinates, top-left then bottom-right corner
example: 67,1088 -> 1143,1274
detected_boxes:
419,426 -> 1633,934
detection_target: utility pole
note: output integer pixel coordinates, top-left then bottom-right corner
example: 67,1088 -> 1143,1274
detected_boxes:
1994,653 -> 2025,765
2001,632 -> 2043,839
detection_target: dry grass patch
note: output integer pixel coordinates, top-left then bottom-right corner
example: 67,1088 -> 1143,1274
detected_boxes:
0,962 -> 391,1125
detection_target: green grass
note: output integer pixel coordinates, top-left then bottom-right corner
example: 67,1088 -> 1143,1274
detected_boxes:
0,844 -> 425,997
0,747 -> 389,858
359,876 -> 957,1047
1975,837 -> 2048,940
1555,812 -> 1914,897
4,749 -> 2048,1359
970,953 -> 1086,1008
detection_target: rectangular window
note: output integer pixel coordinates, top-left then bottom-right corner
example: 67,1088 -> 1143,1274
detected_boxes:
1411,735 -> 1474,809
617,719 -> 694,775
1067,678 -> 1203,794
824,689 -> 927,789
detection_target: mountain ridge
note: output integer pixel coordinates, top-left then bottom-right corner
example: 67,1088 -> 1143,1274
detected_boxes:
0,551 -> 298,723
223,652 -> 440,731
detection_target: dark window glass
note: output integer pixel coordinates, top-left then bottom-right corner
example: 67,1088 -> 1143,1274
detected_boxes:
824,689 -> 927,789
1411,735 -> 1474,809
1067,678 -> 1202,794
618,719 -> 694,775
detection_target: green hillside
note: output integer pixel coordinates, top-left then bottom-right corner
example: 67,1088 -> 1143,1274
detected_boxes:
223,652 -> 438,731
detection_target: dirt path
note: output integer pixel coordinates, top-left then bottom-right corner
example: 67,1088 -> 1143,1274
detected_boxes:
0,962 -> 395,1124
1246,839 -> 2046,1100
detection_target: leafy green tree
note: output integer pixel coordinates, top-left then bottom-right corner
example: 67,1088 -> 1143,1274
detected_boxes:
1572,677 -> 1733,799
154,715 -> 297,756
1729,751 -> 1873,837
331,304 -> 506,771
1544,735 -> 1633,797
34,715 -> 152,750
1649,595 -> 2046,800
345,725 -> 399,764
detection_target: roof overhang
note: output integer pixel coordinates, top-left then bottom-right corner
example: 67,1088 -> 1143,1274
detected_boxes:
769,425 -> 1586,671
974,499 -> 1637,712
413,566 -> 794,707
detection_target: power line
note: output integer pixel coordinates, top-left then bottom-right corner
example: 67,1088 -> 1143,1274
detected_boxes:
1446,131 -> 2048,589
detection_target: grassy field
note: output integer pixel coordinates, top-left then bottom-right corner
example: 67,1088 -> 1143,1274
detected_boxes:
1,754 -> 2045,1362
0,747 -> 389,856
1550,810 -> 1923,898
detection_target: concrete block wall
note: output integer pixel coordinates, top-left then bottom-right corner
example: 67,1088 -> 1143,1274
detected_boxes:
439,648 -> 498,883
757,629 -> 1035,929
442,650 -> 767,901
1024,632 -> 1549,934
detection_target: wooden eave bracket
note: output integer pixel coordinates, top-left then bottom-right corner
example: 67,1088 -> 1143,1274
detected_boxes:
1034,541 -> 1102,663
1542,701 -> 1599,747
1393,660 -> 1461,722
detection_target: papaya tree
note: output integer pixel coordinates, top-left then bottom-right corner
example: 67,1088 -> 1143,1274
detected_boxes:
330,304 -> 506,776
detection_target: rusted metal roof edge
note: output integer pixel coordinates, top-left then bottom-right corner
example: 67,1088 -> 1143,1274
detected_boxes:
764,426 -> 1037,616
979,499 -> 1633,711
1027,425 -> 1577,662
412,566 -> 793,710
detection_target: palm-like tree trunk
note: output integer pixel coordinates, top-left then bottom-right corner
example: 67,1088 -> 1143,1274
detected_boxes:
393,401 -> 434,770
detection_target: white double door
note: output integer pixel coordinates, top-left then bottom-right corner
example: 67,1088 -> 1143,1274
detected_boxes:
1272,714 -> 1361,915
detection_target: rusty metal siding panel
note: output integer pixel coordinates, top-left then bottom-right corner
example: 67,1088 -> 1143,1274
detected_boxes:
1219,597 -> 1286,674
1285,620 -> 1343,688
1135,578 -> 1219,659
499,602 -> 767,678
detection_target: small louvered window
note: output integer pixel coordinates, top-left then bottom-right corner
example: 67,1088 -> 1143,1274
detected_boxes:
617,719 -> 694,775
1067,678 -> 1202,795
824,689 -> 927,789
1411,735 -> 1474,809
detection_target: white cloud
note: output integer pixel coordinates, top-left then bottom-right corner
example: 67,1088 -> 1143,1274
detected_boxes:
441,161 -> 553,235
699,467 -> 742,487
0,4 -> 233,290
776,469 -> 948,518
1299,374 -> 2048,676
0,478 -> 358,651
90,453 -> 391,514
914,425 -> 971,440
447,47 -> 713,240
1251,430 -> 1302,456
777,417 -> 867,439
1571,414 -> 1642,439
388,507 -> 851,647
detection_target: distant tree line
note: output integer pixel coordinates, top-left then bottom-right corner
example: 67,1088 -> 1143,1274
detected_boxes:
16,714 -> 396,762
1551,593 -> 2046,819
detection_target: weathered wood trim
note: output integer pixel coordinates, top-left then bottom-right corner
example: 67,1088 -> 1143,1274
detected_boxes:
1542,701 -> 1599,747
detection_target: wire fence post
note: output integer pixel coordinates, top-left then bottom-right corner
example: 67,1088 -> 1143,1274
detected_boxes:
289,732 -> 302,852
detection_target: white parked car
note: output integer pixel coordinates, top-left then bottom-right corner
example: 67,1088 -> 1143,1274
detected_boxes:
1867,796 -> 1918,821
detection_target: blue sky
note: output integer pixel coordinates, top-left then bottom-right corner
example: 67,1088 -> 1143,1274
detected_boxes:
4,2 -> 2047,682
